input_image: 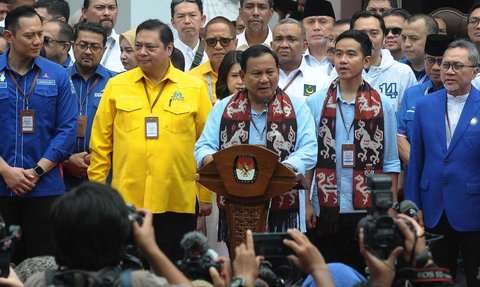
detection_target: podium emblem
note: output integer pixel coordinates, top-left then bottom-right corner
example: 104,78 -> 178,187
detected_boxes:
233,154 -> 258,184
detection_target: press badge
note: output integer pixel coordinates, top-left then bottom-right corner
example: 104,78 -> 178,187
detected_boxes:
342,144 -> 355,168
77,115 -> 88,138
20,109 -> 35,133
145,117 -> 159,139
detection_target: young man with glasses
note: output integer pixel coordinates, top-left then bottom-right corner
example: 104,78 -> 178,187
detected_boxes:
88,19 -> 212,263
382,8 -> 410,61
0,6 -> 77,264
405,39 -> 480,287
64,22 -> 116,191
171,0 -> 207,71
40,19 -> 73,68
189,16 -> 237,103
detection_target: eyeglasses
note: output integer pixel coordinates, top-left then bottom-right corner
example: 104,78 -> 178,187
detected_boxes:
385,27 -> 402,37
440,62 -> 478,72
74,41 -> 103,53
468,17 -> 480,26
44,36 -> 67,46
425,56 -> 442,66
366,7 -> 389,15
205,37 -> 235,48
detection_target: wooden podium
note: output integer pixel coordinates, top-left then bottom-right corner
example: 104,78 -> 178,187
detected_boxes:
197,144 -> 305,255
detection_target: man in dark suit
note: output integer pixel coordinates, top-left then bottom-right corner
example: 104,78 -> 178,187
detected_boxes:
406,39 -> 480,286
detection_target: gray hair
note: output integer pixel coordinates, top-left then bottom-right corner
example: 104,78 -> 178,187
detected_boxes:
274,18 -> 306,42
447,39 -> 480,66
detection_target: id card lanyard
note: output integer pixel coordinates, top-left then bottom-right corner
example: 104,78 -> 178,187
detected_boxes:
142,78 -> 167,139
337,101 -> 356,168
75,75 -> 100,139
8,70 -> 40,134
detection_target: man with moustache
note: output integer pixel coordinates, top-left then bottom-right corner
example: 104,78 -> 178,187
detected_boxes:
189,16 -> 237,103
382,8 -> 410,61
88,19 -> 212,262
171,0 -> 207,71
364,0 -> 395,16
82,0 -> 123,73
64,22 -> 116,190
0,6 -> 77,264
301,0 -> 335,75
406,39 -> 480,286
237,0 -> 274,50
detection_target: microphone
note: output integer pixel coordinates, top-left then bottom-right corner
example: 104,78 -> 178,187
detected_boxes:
399,200 -> 418,219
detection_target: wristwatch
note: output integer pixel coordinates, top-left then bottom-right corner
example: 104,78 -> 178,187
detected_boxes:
33,165 -> 45,177
230,277 -> 252,287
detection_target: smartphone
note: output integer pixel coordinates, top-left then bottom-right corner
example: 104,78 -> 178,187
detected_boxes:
253,232 -> 294,257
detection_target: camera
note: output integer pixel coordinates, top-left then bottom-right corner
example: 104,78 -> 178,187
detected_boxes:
357,175 -> 404,260
0,214 -> 21,278
126,204 -> 144,227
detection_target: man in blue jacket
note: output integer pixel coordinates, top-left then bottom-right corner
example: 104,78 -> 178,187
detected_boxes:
406,39 -> 480,286
0,7 -> 77,264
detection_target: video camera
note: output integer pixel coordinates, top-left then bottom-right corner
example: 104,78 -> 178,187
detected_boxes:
0,214 -> 21,278
357,175 -> 405,260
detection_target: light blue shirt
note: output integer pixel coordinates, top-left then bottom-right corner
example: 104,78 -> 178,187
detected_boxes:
306,86 -> 400,213
194,93 -> 318,231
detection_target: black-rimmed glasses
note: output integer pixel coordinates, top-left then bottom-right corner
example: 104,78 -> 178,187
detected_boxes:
440,62 -> 478,72
44,36 -> 67,45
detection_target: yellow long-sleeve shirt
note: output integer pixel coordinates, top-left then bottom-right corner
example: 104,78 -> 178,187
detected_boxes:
88,65 -> 213,214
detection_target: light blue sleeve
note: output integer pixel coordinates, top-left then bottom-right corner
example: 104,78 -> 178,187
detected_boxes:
382,96 -> 401,173
194,98 -> 229,168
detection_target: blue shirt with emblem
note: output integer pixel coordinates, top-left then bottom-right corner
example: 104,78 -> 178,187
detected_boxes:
0,51 -> 78,197
67,64 -> 116,153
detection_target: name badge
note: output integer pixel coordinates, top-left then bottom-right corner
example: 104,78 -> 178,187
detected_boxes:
20,109 -> 35,133
342,144 -> 355,168
77,115 -> 88,138
145,117 -> 159,139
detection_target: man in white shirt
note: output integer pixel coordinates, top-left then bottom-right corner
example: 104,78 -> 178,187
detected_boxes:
301,0 -> 335,75
171,0 -> 207,71
271,18 -> 330,103
82,0 -> 123,73
236,0 -> 274,51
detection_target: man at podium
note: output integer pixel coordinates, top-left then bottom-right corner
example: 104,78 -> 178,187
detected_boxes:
194,45 -> 318,243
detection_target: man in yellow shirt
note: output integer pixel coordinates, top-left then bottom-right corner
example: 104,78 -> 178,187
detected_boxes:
88,19 -> 212,262
189,16 -> 237,103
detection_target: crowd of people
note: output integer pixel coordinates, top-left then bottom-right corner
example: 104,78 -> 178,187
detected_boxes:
0,0 -> 479,286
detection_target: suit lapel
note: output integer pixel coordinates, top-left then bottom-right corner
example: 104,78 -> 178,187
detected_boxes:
446,88 -> 480,156
432,90 -> 448,155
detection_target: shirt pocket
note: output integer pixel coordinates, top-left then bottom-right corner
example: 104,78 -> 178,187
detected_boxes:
34,85 -> 57,122
405,110 -> 415,121
162,102 -> 191,134
115,100 -> 142,133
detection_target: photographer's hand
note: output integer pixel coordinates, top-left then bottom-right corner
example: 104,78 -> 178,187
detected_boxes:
359,228 -> 403,287
232,230 -> 261,285
284,229 -> 335,287
132,208 -> 194,287
209,257 -> 232,287
396,214 -> 431,267
0,267 -> 23,287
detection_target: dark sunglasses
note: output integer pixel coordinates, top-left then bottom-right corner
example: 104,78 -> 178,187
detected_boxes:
44,36 -> 67,45
205,37 -> 235,48
385,27 -> 402,37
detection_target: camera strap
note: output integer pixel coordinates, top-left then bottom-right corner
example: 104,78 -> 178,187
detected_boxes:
396,266 -> 453,285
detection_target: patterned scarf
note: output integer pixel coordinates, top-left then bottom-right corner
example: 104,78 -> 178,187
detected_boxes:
315,79 -> 384,234
217,88 -> 298,239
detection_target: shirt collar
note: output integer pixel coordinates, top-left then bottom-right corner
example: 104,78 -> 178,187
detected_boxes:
69,63 -> 111,80
132,62 -> 179,85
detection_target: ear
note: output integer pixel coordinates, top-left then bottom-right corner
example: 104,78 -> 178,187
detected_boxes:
302,40 -> 308,52
61,42 -> 71,55
201,14 -> 206,27
171,17 -> 177,29
4,29 -> 14,44
363,55 -> 372,69
58,16 -> 67,23
233,38 -> 238,47
81,7 -> 87,20
166,42 -> 174,57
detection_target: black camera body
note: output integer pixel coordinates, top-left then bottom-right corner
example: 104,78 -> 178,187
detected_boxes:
359,175 -> 404,260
